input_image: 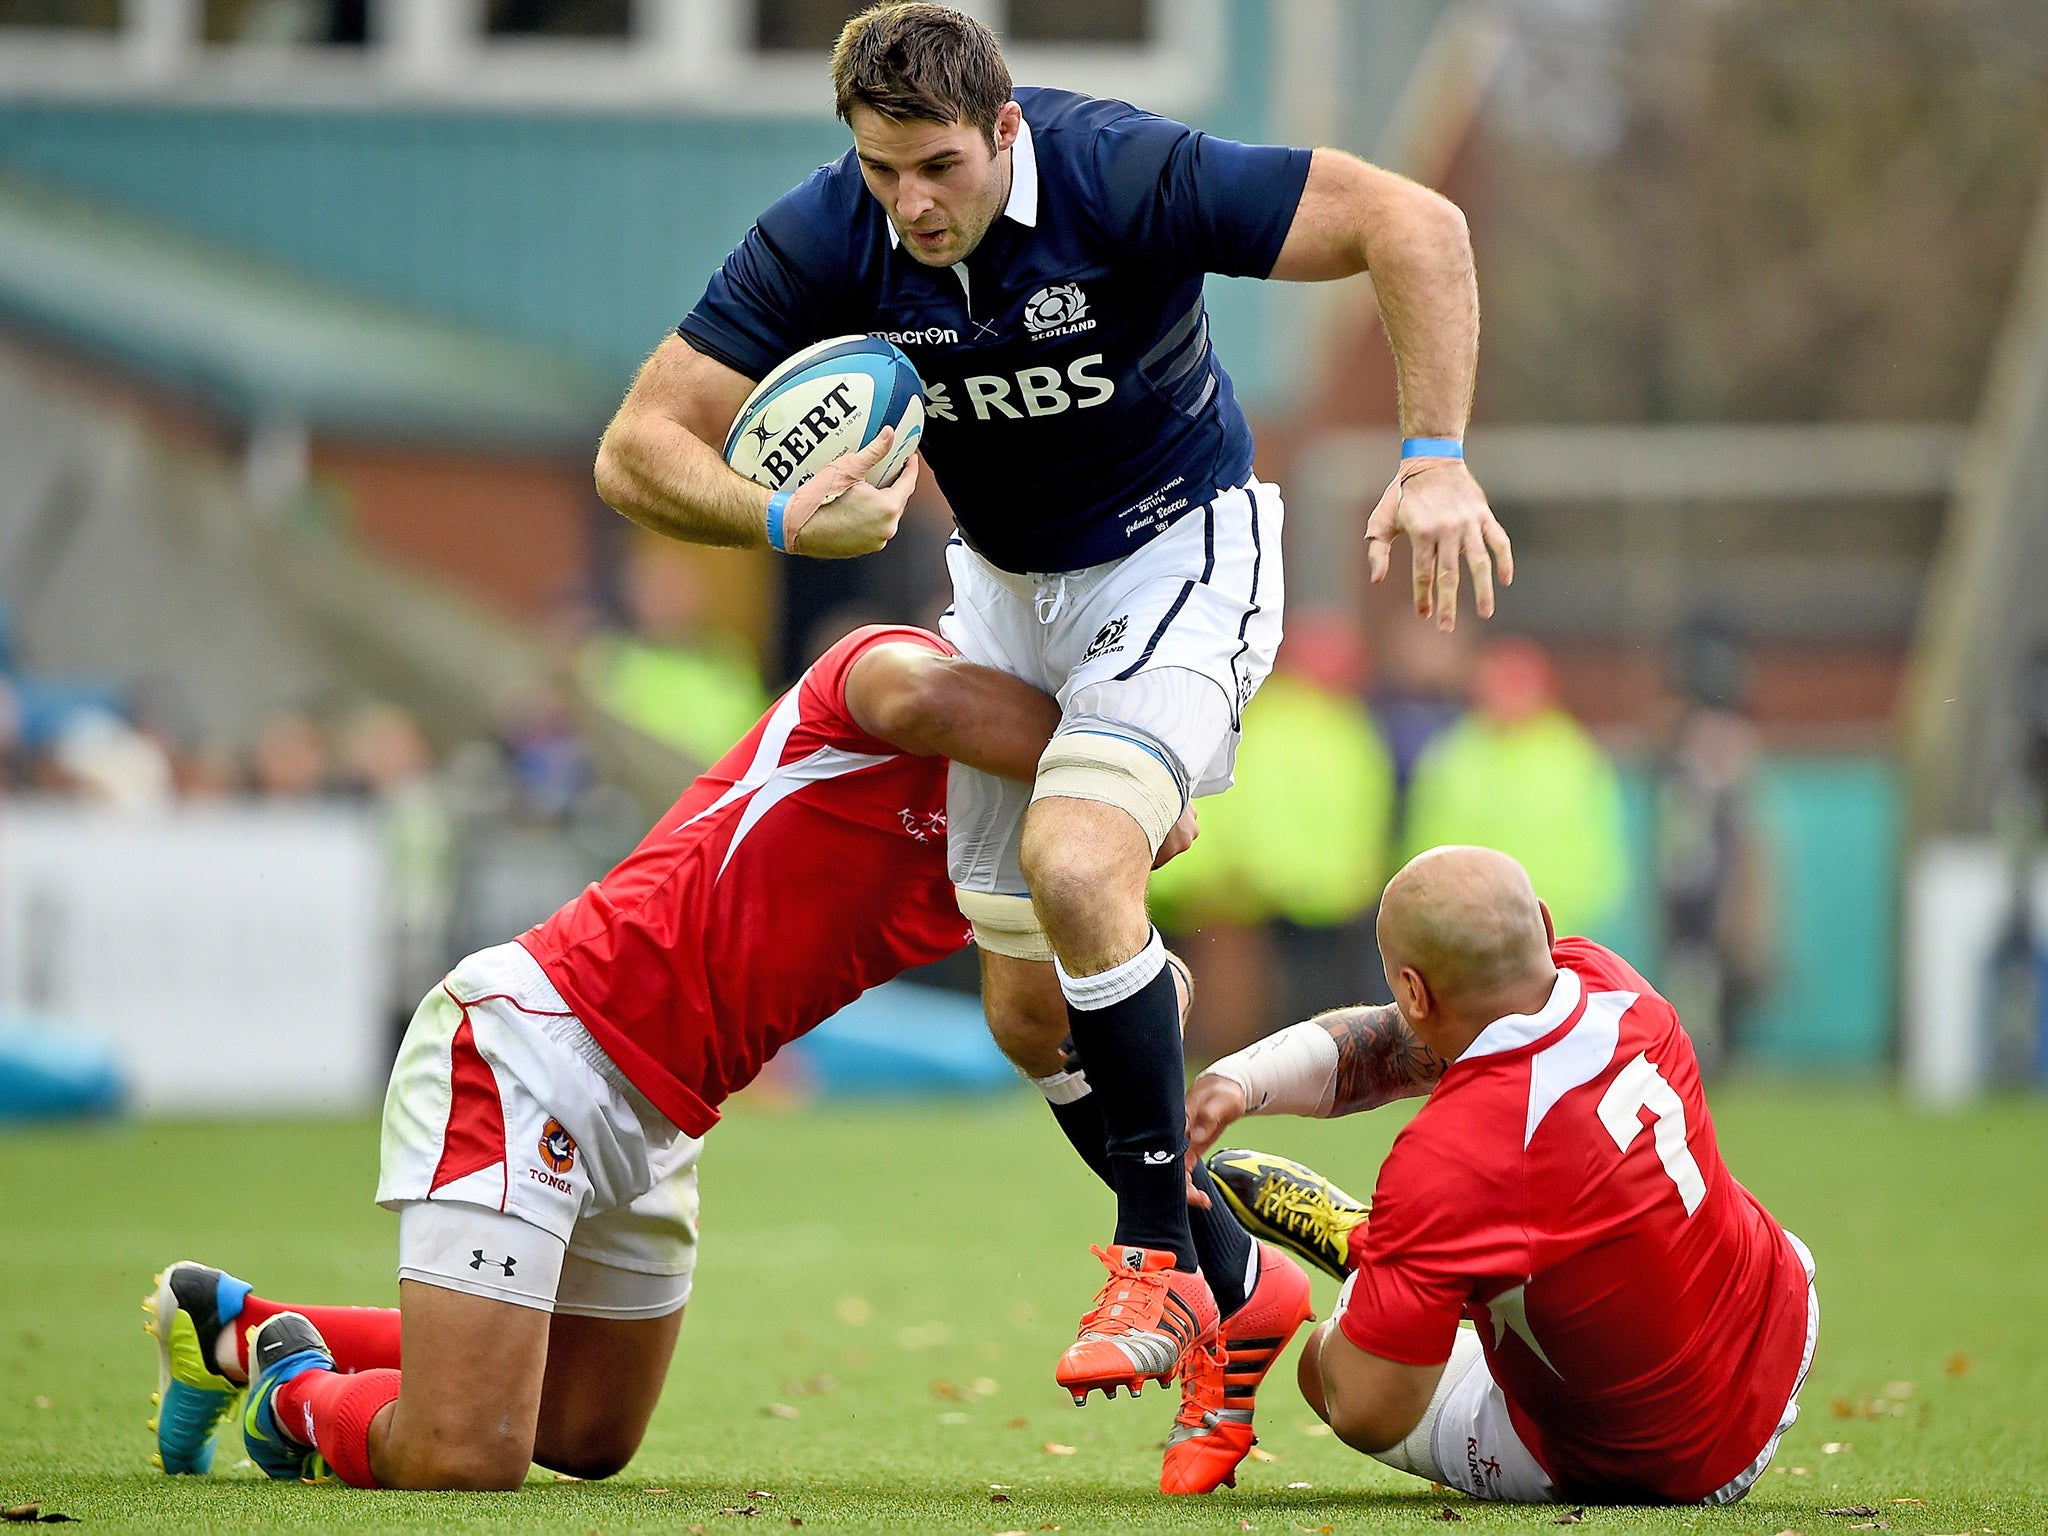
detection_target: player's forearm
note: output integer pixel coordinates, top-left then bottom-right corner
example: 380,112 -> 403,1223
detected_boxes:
594,410 -> 772,550
846,646 -> 1062,783
892,657 -> 1061,783
1364,190 -> 1479,440
1319,1003 -> 1447,1114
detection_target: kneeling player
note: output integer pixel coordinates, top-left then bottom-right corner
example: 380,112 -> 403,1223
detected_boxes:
1184,846 -> 1818,1505
142,616 -> 1306,1491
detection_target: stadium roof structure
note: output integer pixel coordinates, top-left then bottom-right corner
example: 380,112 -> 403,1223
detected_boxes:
0,168 -> 614,453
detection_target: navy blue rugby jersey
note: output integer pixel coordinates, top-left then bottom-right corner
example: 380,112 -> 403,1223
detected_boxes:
678,86 -> 1312,574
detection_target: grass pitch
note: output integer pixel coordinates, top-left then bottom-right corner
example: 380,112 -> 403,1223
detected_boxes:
2,1085 -> 2045,1534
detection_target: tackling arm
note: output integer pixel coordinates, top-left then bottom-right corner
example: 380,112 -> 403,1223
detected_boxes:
843,643 -> 1062,783
1186,1003 -> 1448,1164
1266,150 -> 1512,630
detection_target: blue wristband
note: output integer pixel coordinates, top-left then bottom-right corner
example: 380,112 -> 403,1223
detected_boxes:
765,490 -> 792,553
1401,436 -> 1465,460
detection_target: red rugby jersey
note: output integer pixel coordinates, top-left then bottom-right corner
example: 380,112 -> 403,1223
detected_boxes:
519,626 -> 971,1137
1337,938 -> 1811,1503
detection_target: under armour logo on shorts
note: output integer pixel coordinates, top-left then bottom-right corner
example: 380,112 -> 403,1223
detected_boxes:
470,1249 -> 516,1277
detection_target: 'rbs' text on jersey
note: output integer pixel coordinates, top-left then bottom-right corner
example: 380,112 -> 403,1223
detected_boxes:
679,87 -> 1312,574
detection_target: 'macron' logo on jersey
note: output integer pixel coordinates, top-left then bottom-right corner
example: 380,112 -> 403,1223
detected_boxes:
1023,282 -> 1095,339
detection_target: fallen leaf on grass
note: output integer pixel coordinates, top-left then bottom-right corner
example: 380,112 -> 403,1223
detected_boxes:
1247,1447 -> 1277,1462
990,1493 -> 1012,1504
644,1487 -> 671,1495
686,1526 -> 706,1535
717,1508 -> 758,1518
1042,1442 -> 1076,1456
783,1375 -> 838,1398
1890,1498 -> 1924,1505
1,1510 -> 36,1524
1846,1524 -> 1887,1532
1432,1508 -> 1465,1523
788,1520 -> 803,1529
1790,1466 -> 1811,1476
747,1490 -> 774,1500
834,1295 -> 871,1325
1285,1480 -> 1313,1490
1882,1380 -> 1916,1400
1555,1511 -> 1585,1525
763,1403 -> 799,1419
939,1412 -> 970,1426
1944,1353 -> 1971,1376
1005,1418 -> 1030,1430
1822,1509 -> 1880,1519
1822,1443 -> 1850,1454
1299,1423 -> 1332,1437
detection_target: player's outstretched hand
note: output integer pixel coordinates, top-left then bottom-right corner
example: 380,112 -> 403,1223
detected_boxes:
1364,457 -> 1513,632
1153,805 -> 1199,869
782,429 -> 921,557
1183,1071 -> 1248,1209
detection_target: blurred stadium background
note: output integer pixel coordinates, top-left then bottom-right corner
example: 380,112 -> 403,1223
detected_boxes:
1,0 -> 2047,1526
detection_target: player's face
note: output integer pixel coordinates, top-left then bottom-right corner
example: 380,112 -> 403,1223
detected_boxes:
850,103 -> 1020,268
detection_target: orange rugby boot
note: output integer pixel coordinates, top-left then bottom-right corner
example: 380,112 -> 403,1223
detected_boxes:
1055,1245 -> 1218,1405
1160,1242 -> 1316,1494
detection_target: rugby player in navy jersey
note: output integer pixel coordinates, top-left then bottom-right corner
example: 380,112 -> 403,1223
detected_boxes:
595,2 -> 1511,1494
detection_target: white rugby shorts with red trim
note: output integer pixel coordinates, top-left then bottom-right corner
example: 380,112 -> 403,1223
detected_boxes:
376,942 -> 701,1301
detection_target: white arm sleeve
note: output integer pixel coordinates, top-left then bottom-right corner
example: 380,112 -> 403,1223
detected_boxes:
1203,1021 -> 1342,1119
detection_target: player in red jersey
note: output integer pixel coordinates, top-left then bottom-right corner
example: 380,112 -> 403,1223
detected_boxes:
1185,846 -> 1818,1505
140,622 -> 1231,1493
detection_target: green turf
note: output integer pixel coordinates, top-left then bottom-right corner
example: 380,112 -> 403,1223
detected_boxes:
2,1085 -> 2044,1533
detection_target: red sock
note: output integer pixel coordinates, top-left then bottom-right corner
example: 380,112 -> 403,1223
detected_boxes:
234,1296 -> 403,1377
273,1366 -> 402,1489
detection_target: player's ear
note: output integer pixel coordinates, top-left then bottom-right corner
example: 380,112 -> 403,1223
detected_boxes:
1397,964 -> 1431,1022
1538,900 -> 1555,947
992,100 -> 1022,154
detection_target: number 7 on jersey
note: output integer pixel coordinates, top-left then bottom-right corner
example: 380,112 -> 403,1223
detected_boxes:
1597,1052 -> 1707,1215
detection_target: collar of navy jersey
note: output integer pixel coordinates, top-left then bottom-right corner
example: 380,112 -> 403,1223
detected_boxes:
885,111 -> 1039,251
1455,966 -> 1584,1064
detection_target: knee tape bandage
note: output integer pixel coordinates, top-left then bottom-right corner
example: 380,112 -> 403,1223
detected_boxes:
954,888 -> 1055,963
1029,730 -> 1185,854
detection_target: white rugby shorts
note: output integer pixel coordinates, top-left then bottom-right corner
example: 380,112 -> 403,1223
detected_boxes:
1384,1229 -> 1819,1505
377,942 -> 702,1317
942,478 -> 1285,896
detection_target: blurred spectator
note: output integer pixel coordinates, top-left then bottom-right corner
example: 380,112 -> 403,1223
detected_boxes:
180,740 -> 247,800
501,688 -> 595,821
1152,610 -> 1398,1059
1371,614 -> 1478,794
48,708 -> 175,810
583,543 -> 768,767
1656,624 -> 1775,1075
1404,637 -> 1627,938
0,677 -> 28,793
343,704 -> 457,1034
252,710 -> 330,798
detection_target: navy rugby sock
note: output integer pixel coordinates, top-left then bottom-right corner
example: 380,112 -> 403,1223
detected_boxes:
1036,1079 -> 1254,1316
1058,932 -> 1198,1271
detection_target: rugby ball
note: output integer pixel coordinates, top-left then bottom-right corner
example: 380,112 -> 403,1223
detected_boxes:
724,335 -> 925,494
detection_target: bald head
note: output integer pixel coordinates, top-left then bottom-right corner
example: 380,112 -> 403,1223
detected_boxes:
1378,847 -> 1555,1027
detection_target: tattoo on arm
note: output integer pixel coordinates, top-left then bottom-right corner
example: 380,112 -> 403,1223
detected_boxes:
1319,1004 -> 1447,1115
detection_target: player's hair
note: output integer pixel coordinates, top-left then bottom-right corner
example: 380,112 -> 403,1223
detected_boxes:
830,3 -> 1012,145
